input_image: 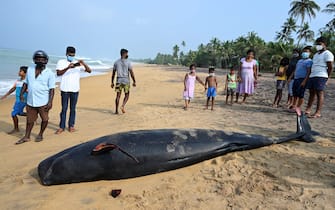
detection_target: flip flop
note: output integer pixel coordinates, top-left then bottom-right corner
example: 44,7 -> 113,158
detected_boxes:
35,136 -> 44,142
15,138 -> 30,145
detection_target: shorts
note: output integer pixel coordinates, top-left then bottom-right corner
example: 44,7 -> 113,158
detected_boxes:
26,105 -> 49,124
276,80 -> 286,90
306,77 -> 328,91
293,78 -> 307,98
288,79 -> 294,96
226,87 -> 236,96
115,83 -> 130,93
207,87 -> 217,97
11,101 -> 26,117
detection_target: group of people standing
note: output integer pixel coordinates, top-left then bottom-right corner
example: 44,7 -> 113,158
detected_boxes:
2,47 -> 135,144
183,49 -> 258,110
1,36 -> 333,144
273,36 -> 334,118
183,36 -> 334,118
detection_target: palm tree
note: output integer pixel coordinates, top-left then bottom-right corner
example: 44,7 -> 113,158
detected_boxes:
288,0 -> 320,26
322,2 -> 335,32
276,17 -> 297,44
322,2 -> 335,14
172,44 -> 180,64
297,22 -> 315,44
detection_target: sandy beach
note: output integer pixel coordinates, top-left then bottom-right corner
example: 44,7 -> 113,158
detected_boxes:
0,64 -> 334,210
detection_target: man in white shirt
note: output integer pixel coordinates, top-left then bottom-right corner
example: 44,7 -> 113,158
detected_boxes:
55,46 -> 91,134
305,37 -> 334,118
16,50 -> 55,144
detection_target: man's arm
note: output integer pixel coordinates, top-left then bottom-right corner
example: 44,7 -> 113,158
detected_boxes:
79,60 -> 91,73
111,69 -> 116,88
327,61 -> 333,78
46,88 -> 55,111
129,69 -> 136,87
20,83 -> 28,102
56,63 -> 75,76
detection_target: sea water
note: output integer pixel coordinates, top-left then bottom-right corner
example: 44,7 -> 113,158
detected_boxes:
0,48 -> 115,96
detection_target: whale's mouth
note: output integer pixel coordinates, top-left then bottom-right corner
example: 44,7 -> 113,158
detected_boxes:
91,142 -> 140,163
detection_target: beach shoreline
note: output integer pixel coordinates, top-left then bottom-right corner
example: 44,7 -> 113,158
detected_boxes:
0,64 -> 334,210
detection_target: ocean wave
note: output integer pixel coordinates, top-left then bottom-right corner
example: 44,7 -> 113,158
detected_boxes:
0,79 -> 17,97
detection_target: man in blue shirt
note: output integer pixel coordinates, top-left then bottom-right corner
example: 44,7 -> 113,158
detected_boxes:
16,50 -> 55,145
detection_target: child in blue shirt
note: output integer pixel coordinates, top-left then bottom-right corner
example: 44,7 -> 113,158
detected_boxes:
1,66 -> 28,134
288,46 -> 313,115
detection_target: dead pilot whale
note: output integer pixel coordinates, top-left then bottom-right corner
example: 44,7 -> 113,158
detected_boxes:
38,113 -> 316,185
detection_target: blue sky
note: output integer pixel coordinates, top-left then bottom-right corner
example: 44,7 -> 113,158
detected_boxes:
0,0 -> 331,60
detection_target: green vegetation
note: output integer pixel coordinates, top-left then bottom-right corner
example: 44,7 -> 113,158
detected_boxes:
143,1 -> 334,72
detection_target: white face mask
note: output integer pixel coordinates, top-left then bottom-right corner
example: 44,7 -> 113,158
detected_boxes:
316,45 -> 324,51
209,73 -> 215,76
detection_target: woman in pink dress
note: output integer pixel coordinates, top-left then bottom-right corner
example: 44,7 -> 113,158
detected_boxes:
236,49 -> 257,103
183,64 -> 205,110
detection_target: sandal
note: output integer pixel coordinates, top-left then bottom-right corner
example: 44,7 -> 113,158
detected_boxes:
35,135 -> 44,142
15,138 -> 30,145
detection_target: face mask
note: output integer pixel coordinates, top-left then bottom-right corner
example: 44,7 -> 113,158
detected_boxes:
301,52 -> 310,59
315,45 -> 324,51
67,56 -> 75,62
292,53 -> 299,58
209,73 -> 215,76
35,62 -> 46,69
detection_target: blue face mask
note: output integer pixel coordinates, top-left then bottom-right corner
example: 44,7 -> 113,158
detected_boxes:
301,52 -> 310,59
67,56 -> 75,62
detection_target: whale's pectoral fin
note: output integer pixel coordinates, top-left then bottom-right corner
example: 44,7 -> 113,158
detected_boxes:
91,142 -> 117,155
91,142 -> 139,163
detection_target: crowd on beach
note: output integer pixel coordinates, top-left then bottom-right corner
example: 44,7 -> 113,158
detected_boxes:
183,36 -> 334,117
0,36 -> 334,145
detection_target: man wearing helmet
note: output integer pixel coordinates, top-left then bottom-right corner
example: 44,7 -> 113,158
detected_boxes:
15,50 -> 56,144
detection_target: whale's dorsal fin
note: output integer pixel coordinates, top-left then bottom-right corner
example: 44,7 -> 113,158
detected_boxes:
91,142 -> 139,163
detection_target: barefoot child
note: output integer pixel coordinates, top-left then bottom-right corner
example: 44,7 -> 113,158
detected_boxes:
205,67 -> 217,110
224,67 -> 237,105
0,66 -> 28,134
273,57 -> 289,107
288,46 -> 313,114
183,64 -> 205,110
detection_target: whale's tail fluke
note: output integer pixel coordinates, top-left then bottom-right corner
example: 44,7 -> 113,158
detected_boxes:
274,113 -> 316,144
296,113 -> 317,143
